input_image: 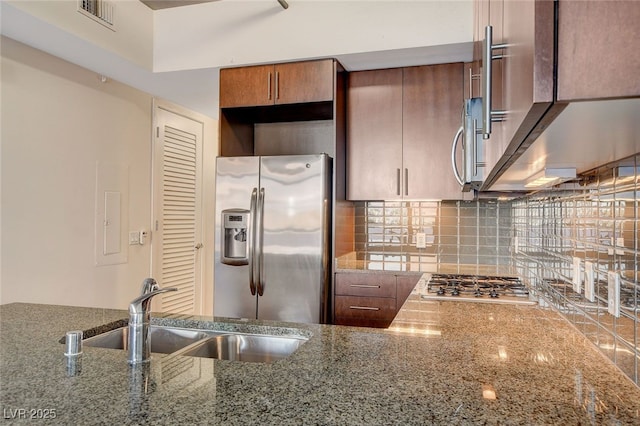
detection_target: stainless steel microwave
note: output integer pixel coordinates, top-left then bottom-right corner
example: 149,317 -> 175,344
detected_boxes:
451,97 -> 485,192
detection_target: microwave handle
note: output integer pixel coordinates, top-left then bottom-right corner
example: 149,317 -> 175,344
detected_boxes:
451,126 -> 464,186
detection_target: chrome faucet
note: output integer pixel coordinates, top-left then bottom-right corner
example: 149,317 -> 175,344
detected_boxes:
128,278 -> 177,364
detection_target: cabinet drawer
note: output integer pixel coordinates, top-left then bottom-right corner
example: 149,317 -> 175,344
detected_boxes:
335,273 -> 396,298
334,296 -> 397,321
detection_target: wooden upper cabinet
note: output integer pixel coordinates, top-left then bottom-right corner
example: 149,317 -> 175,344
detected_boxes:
480,0 -> 556,188
219,64 -> 274,108
219,59 -> 334,108
402,63 -> 464,200
347,68 -> 403,201
556,1 -> 640,101
274,60 -> 334,104
347,64 -> 465,201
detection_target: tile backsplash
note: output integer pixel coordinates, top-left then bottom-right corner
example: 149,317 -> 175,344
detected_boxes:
350,156 -> 639,386
513,155 -> 639,386
353,200 -> 513,274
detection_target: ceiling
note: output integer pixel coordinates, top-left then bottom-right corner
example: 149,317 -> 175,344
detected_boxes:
140,1 -> 218,10
1,1 -> 472,119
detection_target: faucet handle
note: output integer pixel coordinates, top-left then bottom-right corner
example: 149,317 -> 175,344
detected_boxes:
129,286 -> 178,316
140,278 -> 159,295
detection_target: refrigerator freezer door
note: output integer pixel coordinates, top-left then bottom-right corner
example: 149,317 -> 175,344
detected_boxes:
258,154 -> 331,323
214,156 -> 260,319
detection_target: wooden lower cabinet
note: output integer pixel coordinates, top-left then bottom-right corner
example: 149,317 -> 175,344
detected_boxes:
334,272 -> 420,328
334,296 -> 397,328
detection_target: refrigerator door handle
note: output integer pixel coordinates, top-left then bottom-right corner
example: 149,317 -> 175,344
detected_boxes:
249,188 -> 258,296
257,187 -> 266,296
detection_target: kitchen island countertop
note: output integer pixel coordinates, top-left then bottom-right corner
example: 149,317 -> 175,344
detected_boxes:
1,291 -> 639,424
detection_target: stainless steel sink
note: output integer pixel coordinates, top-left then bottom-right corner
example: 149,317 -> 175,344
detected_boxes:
176,333 -> 307,363
83,326 -> 221,354
82,325 -> 308,363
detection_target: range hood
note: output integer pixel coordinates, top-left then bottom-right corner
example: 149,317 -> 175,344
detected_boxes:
486,98 -> 640,192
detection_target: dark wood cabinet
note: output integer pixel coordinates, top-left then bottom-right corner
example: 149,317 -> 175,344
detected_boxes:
346,69 -> 403,200
218,59 -> 342,157
396,275 -> 419,312
334,272 -> 419,328
347,64 -> 465,201
478,0 -> 639,190
219,59 -> 334,108
478,0 -> 556,188
219,64 -> 274,108
274,60 -> 334,105
556,1 -> 640,101
402,63 -> 465,200
334,296 -> 397,328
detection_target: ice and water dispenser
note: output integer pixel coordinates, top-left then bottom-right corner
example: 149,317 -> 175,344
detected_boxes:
221,209 -> 249,265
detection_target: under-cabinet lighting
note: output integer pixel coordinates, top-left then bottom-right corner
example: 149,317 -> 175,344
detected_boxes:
525,168 -> 576,188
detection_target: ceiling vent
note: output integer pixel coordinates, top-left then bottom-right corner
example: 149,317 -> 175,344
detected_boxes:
78,0 -> 115,30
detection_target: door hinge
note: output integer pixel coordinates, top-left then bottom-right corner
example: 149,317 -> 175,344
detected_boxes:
155,220 -> 159,231
156,127 -> 159,138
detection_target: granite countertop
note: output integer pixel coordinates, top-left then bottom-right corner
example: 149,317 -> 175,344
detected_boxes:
2,292 -> 640,424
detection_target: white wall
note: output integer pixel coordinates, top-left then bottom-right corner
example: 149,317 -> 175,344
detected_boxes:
1,37 -> 154,309
6,0 -> 153,70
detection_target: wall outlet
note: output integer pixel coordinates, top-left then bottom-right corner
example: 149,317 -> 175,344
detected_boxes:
607,271 -> 620,318
572,257 -> 582,293
584,261 -> 595,302
416,232 -> 426,249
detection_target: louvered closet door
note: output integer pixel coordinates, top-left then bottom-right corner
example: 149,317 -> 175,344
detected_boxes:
154,108 -> 203,315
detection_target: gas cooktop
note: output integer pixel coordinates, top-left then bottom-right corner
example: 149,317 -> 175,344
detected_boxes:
420,273 -> 536,305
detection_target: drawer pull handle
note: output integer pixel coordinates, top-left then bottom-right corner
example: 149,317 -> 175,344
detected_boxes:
350,284 -> 380,289
349,306 -> 380,311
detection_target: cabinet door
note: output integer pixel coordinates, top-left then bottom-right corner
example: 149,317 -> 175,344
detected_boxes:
402,63 -> 464,200
334,296 -> 397,328
274,60 -> 334,105
335,273 -> 396,298
347,69 -> 403,200
482,0 -> 555,187
219,64 -> 274,108
396,275 -> 420,311
556,1 -> 640,101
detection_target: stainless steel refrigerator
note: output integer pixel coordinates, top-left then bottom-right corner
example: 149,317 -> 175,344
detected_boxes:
214,154 -> 332,324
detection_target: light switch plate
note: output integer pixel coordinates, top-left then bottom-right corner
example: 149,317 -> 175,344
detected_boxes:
572,257 -> 582,293
129,231 -> 140,245
584,261 -> 595,302
607,271 -> 620,318
514,236 -> 519,253
416,232 -> 426,249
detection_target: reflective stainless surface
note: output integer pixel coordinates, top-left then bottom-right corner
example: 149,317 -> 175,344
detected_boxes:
419,273 -> 536,305
83,325 -> 307,363
214,156 -> 260,319
84,326 -> 219,354
214,154 -> 331,323
64,330 -> 83,356
128,284 -> 178,364
177,334 -> 308,363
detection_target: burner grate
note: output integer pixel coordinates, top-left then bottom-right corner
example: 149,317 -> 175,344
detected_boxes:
424,274 -> 531,303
